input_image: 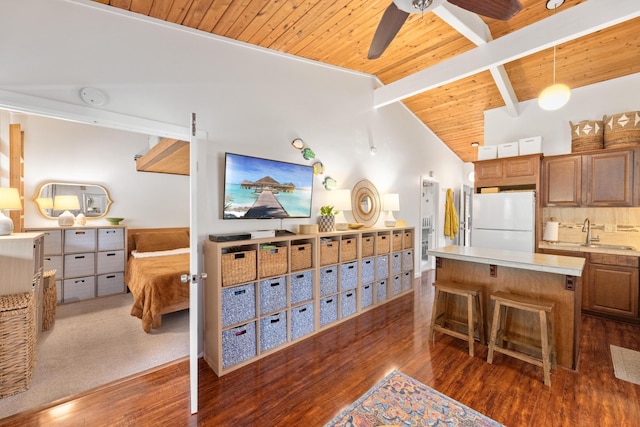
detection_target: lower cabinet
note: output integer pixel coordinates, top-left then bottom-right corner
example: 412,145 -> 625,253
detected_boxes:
586,253 -> 639,320
203,227 -> 415,376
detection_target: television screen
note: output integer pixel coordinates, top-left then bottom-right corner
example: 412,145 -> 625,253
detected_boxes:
223,152 -> 314,219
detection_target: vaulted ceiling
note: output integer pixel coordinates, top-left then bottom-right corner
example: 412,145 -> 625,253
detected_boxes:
94,0 -> 640,162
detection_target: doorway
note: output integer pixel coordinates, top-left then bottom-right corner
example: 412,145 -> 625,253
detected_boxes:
420,177 -> 439,272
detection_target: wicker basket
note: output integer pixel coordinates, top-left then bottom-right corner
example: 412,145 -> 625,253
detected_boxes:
221,249 -> 257,286
0,291 -> 36,398
570,120 -> 604,152
362,236 -> 375,258
42,269 -> 57,331
320,240 -> 339,266
290,243 -> 312,271
392,232 -> 402,252
259,246 -> 288,278
340,238 -> 357,262
377,234 -> 390,254
604,111 -> 640,150
403,230 -> 414,249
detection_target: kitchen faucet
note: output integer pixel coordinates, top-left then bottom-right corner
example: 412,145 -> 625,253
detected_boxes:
582,218 -> 600,245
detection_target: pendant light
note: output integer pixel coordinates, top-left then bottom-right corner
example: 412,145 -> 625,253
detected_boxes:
538,1 -> 571,111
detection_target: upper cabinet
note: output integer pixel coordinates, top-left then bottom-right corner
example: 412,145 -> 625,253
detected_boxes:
474,154 -> 541,192
542,148 -> 639,207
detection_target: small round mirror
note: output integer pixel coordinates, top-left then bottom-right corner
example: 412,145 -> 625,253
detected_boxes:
359,195 -> 372,214
351,179 -> 380,227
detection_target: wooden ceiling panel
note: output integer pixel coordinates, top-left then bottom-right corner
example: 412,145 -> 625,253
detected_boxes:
96,0 -> 639,165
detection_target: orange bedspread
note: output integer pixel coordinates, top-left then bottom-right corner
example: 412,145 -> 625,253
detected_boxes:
125,253 -> 190,333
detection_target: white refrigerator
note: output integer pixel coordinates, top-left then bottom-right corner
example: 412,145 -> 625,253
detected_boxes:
471,191 -> 535,252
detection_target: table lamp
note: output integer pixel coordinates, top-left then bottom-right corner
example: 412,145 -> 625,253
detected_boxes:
0,187 -> 22,235
54,195 -> 80,226
332,189 -> 352,231
382,193 -> 400,227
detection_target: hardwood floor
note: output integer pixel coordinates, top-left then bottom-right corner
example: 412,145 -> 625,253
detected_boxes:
2,270 -> 640,426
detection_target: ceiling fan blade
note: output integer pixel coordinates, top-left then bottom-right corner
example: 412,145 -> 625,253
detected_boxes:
448,0 -> 523,20
368,2 -> 410,60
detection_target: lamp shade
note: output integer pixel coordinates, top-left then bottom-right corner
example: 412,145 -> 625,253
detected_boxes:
538,83 -> 571,111
54,195 -> 80,211
382,193 -> 400,212
36,197 -> 54,210
0,187 -> 22,210
332,189 -> 352,211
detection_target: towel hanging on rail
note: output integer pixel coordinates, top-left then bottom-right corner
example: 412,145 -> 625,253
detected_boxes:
444,188 -> 459,239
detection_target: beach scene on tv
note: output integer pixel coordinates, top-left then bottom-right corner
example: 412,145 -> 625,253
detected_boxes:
224,153 -> 314,219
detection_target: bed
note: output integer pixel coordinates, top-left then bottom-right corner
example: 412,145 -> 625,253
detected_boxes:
125,228 -> 190,333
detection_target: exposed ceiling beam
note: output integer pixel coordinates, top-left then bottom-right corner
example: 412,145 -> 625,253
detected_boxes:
432,2 -> 519,116
375,0 -> 640,109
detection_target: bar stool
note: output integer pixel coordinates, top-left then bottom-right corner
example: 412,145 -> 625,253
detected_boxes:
429,281 -> 485,357
487,291 -> 555,386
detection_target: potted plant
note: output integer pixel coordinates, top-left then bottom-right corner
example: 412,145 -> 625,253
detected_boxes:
318,205 -> 336,232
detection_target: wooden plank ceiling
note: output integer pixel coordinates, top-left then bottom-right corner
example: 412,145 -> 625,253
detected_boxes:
95,0 -> 640,163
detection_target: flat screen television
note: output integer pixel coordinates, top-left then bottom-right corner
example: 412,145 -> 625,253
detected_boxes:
223,152 -> 314,219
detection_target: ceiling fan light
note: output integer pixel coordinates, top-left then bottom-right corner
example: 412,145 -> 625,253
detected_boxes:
538,83 -> 571,111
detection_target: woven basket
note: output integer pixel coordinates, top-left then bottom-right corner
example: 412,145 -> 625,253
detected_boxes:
604,111 -> 640,149
377,234 -> 390,254
403,230 -> 414,249
340,238 -> 357,262
392,232 -> 402,252
362,236 -> 375,258
221,249 -> 257,286
290,243 -> 312,271
42,269 -> 57,331
259,246 -> 288,278
0,291 -> 36,398
570,119 -> 604,152
320,240 -> 339,266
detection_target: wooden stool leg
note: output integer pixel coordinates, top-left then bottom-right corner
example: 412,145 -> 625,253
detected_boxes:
429,287 -> 441,341
487,300 -> 502,364
477,292 -> 485,345
466,294 -> 474,357
539,310 -> 551,386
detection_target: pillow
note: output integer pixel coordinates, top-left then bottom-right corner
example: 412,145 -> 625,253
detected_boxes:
133,230 -> 189,253
131,247 -> 190,258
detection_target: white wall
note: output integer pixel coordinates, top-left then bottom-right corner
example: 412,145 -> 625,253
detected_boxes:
0,0 -> 464,244
484,73 -> 640,155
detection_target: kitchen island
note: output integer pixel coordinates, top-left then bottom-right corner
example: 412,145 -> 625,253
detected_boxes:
427,245 -> 585,369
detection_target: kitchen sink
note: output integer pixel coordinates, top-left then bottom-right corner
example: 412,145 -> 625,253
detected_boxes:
546,242 -> 636,251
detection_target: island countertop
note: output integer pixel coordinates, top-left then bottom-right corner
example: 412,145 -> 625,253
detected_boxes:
427,245 -> 585,277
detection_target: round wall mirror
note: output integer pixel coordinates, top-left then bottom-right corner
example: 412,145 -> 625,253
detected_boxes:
351,179 -> 380,227
33,182 -> 113,219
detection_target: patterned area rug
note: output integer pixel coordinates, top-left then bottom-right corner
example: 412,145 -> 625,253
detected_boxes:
325,370 -> 503,427
611,345 -> 640,386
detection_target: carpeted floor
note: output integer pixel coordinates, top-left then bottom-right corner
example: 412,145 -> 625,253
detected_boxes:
611,344 -> 640,386
0,292 -> 189,419
325,370 -> 504,427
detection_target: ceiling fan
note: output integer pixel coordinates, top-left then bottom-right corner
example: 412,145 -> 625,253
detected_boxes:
368,0 -> 523,59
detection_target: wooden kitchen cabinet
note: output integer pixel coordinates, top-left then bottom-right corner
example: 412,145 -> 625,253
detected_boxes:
542,155 -> 582,206
474,154 -> 540,191
585,253 -> 639,321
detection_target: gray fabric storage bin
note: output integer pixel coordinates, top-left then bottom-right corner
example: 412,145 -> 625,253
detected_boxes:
391,252 -> 402,275
402,271 -> 413,292
402,249 -> 414,271
259,276 -> 287,315
221,283 -> 256,327
340,261 -> 358,291
290,271 -> 313,305
290,302 -> 314,340
320,265 -> 338,296
361,283 -> 373,309
260,311 -> 287,352
341,289 -> 357,318
376,255 -> 389,280
361,257 -> 375,284
392,274 -> 402,296
222,322 -> 257,368
376,279 -> 387,303
320,295 -> 338,326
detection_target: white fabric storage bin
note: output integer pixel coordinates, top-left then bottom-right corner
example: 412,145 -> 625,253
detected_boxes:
221,283 -> 256,327
392,275 -> 402,296
290,302 -> 314,340
402,271 -> 413,292
97,272 -> 124,296
43,255 -> 63,275
63,276 -> 95,302
519,136 -> 542,154
402,250 -> 414,271
40,230 -> 62,254
64,252 -> 95,278
98,228 -> 125,251
340,261 -> 358,291
260,311 -> 287,352
361,257 -> 375,284
477,145 -> 497,160
376,279 -> 388,303
319,265 -> 338,296
64,229 -> 96,252
259,276 -> 287,315
497,142 -> 519,158
290,271 -> 313,305
221,322 -> 256,369
340,289 -> 357,318
376,255 -> 389,280
320,295 -> 338,326
361,283 -> 373,309
391,252 -> 402,275
97,250 -> 124,274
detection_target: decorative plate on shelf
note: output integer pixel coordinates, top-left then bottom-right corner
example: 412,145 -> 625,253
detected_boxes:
106,218 -> 124,225
348,223 -> 364,229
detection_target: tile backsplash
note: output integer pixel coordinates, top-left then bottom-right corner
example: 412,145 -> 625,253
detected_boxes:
542,207 -> 640,248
